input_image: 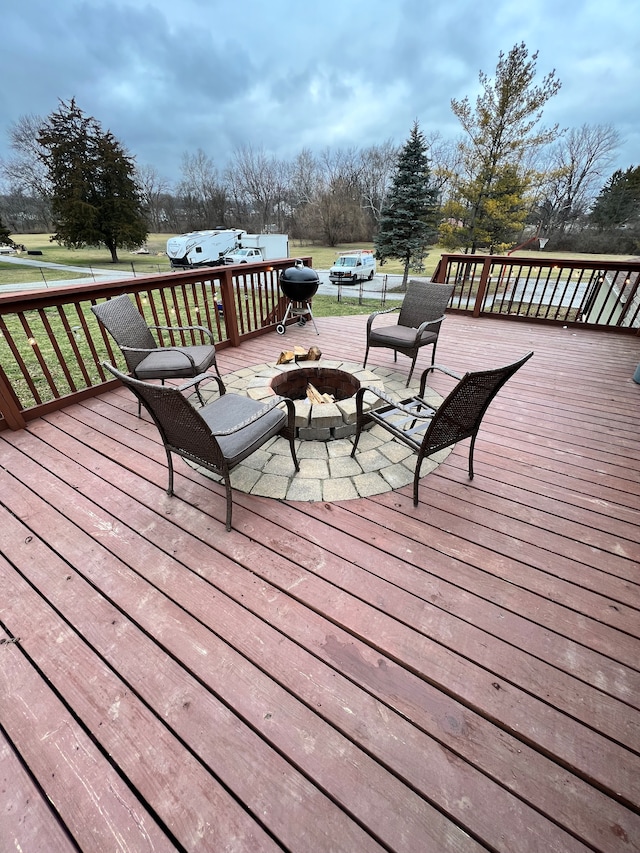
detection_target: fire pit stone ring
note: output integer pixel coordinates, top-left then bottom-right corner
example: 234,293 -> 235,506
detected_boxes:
243,359 -> 385,441
193,360 -> 448,503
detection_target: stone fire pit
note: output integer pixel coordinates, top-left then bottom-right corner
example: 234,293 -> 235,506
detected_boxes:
215,360 -> 383,440
194,360 -> 448,503
266,361 -> 384,440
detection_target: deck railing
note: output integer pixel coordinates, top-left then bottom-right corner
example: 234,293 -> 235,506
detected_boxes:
2,252 -> 639,430
432,253 -> 640,329
0,259 -> 309,430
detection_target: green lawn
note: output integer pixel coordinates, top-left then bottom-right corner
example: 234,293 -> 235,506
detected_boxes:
0,233 -> 442,287
3,232 -> 636,295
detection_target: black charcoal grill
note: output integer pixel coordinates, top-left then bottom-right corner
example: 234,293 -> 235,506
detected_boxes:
277,261 -> 320,335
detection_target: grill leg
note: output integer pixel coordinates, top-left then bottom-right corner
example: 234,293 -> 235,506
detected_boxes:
304,301 -> 320,335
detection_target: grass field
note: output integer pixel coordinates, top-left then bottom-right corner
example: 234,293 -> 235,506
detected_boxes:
0,233 -> 427,285
2,232 -> 636,290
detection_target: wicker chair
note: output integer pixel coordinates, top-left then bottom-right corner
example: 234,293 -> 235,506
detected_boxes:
92,294 -> 220,411
351,352 -> 533,506
363,280 -> 455,385
104,363 -> 299,531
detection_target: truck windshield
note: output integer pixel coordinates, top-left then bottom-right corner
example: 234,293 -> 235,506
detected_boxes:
335,257 -> 357,267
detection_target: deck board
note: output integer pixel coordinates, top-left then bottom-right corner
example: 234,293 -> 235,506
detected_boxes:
1,313 -> 639,852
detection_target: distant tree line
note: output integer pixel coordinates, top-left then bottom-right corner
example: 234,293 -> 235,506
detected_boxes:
1,44 -> 639,260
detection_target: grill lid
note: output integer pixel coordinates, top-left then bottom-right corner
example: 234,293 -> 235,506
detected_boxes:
279,260 -> 320,284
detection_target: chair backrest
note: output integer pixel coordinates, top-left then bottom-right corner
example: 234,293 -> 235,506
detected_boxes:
422,352 -> 533,456
398,280 -> 454,331
104,362 -> 224,469
92,295 -> 158,372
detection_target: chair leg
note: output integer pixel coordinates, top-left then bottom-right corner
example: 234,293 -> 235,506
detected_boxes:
224,475 -> 233,531
412,463 -> 421,506
350,389 -> 367,456
133,375 -> 143,417
406,352 -> 419,386
468,433 -> 478,480
413,448 -> 431,505
363,342 -> 370,369
288,435 -> 300,472
165,449 -> 175,495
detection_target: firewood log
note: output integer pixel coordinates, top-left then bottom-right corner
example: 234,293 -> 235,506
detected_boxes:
306,383 -> 326,404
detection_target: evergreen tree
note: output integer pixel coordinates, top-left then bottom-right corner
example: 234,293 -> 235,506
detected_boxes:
590,166 -> 640,230
0,215 -> 14,246
374,121 -> 439,286
37,99 -> 147,261
443,43 -> 561,253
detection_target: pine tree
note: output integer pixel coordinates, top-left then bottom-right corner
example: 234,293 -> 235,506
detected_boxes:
37,99 -> 147,261
444,43 -> 561,253
374,121 -> 439,286
0,216 -> 14,247
590,166 -> 640,230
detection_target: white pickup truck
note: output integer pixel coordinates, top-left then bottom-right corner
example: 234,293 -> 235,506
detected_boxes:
223,234 -> 289,264
223,247 -> 268,264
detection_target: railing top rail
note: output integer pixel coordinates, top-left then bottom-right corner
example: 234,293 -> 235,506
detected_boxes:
438,253 -> 640,271
0,257 -> 311,314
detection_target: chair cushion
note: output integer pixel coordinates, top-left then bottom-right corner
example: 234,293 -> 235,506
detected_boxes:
200,394 -> 287,467
134,345 -> 217,380
369,325 -> 437,349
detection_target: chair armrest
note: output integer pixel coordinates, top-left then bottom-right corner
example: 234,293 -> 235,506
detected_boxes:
353,384 -> 395,420
366,306 -> 400,334
211,395 -> 291,436
178,373 -> 226,396
150,324 -> 215,343
119,345 -> 156,354
415,313 -> 447,334
418,363 -> 464,397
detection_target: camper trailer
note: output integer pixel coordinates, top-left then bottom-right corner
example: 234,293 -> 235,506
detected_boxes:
166,229 -> 245,268
166,230 -> 289,268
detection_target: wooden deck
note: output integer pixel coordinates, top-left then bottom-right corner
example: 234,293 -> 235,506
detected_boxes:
1,313 -> 639,853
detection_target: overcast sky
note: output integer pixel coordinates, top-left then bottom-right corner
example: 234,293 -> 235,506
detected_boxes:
1,0 -> 638,186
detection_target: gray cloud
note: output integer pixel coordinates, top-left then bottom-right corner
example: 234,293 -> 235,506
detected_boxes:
1,0 -> 638,185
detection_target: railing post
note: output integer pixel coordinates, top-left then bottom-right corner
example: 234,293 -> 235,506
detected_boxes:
219,265 -> 241,347
0,363 -> 26,430
473,257 -> 493,318
431,257 -> 447,283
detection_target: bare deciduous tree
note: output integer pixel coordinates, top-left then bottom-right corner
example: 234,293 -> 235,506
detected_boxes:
226,145 -> 291,233
178,148 -> 228,230
1,114 -> 53,229
535,124 -> 621,235
425,131 -> 462,204
303,147 -> 368,245
358,140 -> 398,234
136,164 -> 171,232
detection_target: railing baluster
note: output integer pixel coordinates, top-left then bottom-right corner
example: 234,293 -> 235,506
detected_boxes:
18,313 -> 50,403
0,254 -> 635,431
39,307 -> 77,392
